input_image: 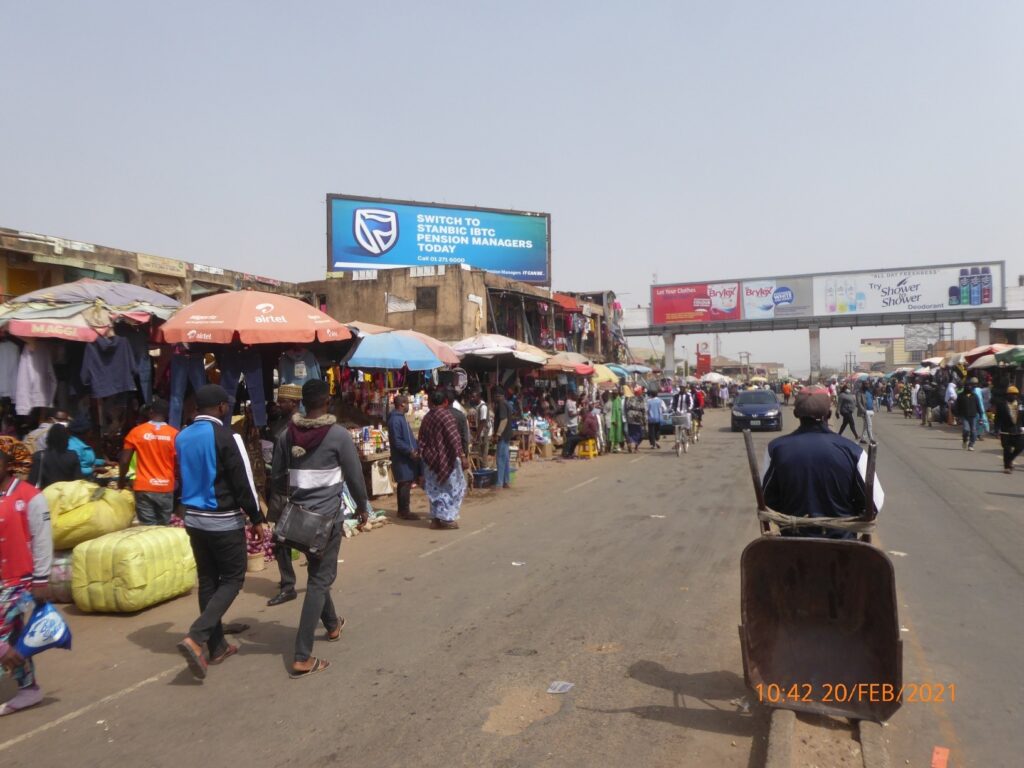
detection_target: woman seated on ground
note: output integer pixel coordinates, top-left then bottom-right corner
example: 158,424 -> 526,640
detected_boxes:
28,424 -> 82,489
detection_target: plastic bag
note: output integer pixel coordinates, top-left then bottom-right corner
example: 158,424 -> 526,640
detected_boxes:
14,602 -> 73,658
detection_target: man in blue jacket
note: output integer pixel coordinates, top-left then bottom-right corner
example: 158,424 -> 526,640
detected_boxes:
387,395 -> 421,520
175,385 -> 265,680
762,386 -> 884,539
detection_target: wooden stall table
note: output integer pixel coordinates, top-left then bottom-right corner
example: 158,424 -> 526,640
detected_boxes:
360,450 -> 394,499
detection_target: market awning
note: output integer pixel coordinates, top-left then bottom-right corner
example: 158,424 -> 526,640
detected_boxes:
552,293 -> 582,313
345,332 -> 443,371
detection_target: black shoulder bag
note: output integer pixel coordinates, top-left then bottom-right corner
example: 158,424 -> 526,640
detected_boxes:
272,433 -> 340,556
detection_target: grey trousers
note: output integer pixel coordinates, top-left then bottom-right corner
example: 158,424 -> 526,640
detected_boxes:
294,528 -> 342,661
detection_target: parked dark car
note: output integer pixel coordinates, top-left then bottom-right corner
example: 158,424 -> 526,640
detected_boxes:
731,390 -> 783,432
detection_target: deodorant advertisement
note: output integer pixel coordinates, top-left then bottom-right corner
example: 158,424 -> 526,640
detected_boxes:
651,262 -> 1003,327
811,264 -> 1003,317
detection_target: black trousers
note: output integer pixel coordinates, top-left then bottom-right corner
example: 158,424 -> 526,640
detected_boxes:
648,423 -> 661,447
1001,434 -> 1024,469
396,480 -> 413,516
838,413 -> 859,439
276,543 -> 296,592
186,527 -> 247,656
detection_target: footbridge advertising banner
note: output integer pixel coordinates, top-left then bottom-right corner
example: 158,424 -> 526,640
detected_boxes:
651,263 -> 1004,326
328,194 -> 551,284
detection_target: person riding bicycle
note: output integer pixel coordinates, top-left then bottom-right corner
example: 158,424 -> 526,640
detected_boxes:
670,386 -> 695,451
691,386 -> 706,437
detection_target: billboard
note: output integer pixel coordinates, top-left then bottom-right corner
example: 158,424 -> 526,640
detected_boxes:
327,194 -> 551,284
651,263 -> 1004,326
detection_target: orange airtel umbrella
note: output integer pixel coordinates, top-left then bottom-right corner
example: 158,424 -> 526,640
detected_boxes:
161,291 -> 351,344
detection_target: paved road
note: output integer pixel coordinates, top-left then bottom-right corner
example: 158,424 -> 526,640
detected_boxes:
0,407 -> 1019,767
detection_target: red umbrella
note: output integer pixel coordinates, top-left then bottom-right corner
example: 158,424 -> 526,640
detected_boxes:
963,343 -> 1013,364
161,291 -> 351,344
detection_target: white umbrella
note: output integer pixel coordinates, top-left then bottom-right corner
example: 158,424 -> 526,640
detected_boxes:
701,372 -> 727,384
967,354 -> 999,370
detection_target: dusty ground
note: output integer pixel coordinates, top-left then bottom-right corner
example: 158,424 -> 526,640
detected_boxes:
0,406 -> 1019,767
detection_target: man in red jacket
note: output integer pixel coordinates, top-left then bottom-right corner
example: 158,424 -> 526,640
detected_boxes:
0,447 -> 54,716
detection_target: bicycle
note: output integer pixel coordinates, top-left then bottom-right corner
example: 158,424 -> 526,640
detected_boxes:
672,412 -> 692,456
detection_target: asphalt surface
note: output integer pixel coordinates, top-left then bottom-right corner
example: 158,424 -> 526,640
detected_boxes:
0,406 -> 1019,767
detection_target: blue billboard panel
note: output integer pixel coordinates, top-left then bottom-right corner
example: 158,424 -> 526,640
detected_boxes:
328,195 -> 551,284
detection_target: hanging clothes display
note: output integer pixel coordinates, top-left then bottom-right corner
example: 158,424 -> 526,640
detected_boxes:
168,346 -> 208,428
217,347 -> 268,428
15,340 -> 57,415
278,347 -> 321,387
0,339 -> 20,399
116,324 -> 153,404
81,335 -> 138,398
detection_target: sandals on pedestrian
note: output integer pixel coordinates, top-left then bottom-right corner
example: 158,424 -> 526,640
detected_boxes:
209,643 -> 239,665
290,657 -> 331,679
176,637 -> 208,680
326,618 -> 347,642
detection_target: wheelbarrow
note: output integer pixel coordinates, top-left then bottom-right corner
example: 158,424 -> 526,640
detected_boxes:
738,431 -> 903,722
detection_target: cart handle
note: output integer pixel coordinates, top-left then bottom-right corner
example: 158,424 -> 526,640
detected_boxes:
743,430 -> 771,534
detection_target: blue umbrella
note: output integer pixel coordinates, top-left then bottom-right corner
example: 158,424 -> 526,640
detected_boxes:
346,332 -> 443,371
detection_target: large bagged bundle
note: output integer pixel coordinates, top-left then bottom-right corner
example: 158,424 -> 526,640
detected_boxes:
72,527 -> 196,613
49,551 -> 74,603
44,481 -> 135,550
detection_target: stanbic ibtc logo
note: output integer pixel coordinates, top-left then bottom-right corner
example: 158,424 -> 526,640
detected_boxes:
353,208 -> 399,256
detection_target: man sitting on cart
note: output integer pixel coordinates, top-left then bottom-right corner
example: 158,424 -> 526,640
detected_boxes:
761,386 -> 884,539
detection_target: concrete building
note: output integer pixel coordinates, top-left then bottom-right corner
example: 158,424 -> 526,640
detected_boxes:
0,226 -> 304,303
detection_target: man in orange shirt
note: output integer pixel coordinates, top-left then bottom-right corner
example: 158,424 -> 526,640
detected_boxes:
118,398 -> 178,525
782,381 -> 793,406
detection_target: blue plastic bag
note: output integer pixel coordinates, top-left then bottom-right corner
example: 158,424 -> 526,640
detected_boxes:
14,602 -> 73,658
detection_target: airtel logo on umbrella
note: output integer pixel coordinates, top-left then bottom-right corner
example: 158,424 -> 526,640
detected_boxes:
254,303 -> 288,324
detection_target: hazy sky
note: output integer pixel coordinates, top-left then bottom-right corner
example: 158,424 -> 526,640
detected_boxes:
3,2 -> 1022,370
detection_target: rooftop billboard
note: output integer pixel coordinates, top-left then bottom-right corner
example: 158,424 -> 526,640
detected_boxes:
651,263 -> 1004,326
327,194 -> 551,284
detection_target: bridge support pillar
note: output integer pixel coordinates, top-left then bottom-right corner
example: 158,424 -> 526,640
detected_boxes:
808,326 -> 821,382
974,317 -> 992,346
662,331 -> 676,374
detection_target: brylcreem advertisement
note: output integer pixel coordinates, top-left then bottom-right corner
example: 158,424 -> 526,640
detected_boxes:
651,263 -> 1003,327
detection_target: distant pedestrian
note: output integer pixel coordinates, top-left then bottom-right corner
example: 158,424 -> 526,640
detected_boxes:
175,385 -> 265,680
856,381 -> 876,445
836,385 -> 859,440
954,379 -> 982,451
387,394 -> 421,521
271,380 -> 370,678
266,383 -> 303,608
27,425 -> 81,489
995,385 -> 1024,473
118,398 -> 178,525
493,389 -> 513,488
419,389 -> 467,529
624,389 -> 647,453
646,389 -> 665,449
608,390 -> 625,452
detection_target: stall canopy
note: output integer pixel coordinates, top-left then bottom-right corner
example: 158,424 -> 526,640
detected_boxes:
591,364 -> 620,387
701,372 -> 729,384
964,343 -> 1013,364
0,278 -> 180,341
994,346 -> 1024,367
345,332 -> 443,371
605,363 -> 629,379
625,364 -> 652,374
544,351 -> 594,375
345,321 -> 461,366
452,333 -> 548,367
160,290 -> 351,344
967,354 -> 999,370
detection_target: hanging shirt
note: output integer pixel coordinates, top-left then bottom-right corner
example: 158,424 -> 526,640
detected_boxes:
81,335 -> 138,398
0,340 -> 20,399
278,348 -> 321,386
15,342 -> 57,416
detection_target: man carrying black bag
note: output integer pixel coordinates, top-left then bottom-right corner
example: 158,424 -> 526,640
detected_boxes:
270,380 -> 370,678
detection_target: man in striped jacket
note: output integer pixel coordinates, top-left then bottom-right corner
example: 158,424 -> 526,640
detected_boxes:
271,380 -> 369,678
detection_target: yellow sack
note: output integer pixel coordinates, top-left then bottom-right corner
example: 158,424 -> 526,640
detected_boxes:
72,527 -> 196,613
44,481 -> 135,550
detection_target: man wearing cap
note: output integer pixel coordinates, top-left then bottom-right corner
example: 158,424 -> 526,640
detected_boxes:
761,386 -> 884,539
265,383 -> 304,607
954,378 -> 982,450
174,384 -> 266,680
270,379 -> 370,678
995,385 -> 1024,473
387,394 -> 421,521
